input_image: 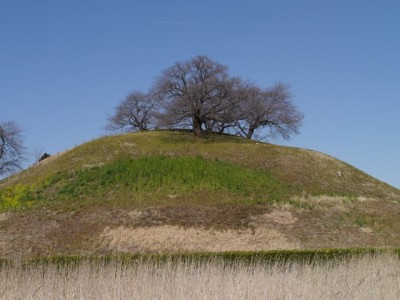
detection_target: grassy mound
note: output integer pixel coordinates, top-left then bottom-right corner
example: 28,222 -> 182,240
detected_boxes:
1,131 -> 398,211
0,131 -> 399,258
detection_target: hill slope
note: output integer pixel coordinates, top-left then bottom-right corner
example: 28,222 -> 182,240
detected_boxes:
1,131 -> 399,258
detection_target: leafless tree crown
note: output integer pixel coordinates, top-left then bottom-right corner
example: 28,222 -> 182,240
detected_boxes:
106,91 -> 160,132
0,121 -> 26,176
154,55 -> 238,136
106,55 -> 304,141
233,83 -> 304,140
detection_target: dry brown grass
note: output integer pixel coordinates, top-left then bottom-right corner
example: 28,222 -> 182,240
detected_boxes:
99,225 -> 299,252
0,213 -> 9,222
2,199 -> 400,259
1,254 -> 400,299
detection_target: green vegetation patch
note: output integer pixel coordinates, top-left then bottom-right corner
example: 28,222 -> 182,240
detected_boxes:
49,155 -> 296,206
0,258 -> 11,268
0,156 -> 297,211
2,131 -> 398,203
23,248 -> 399,268
0,184 -> 34,211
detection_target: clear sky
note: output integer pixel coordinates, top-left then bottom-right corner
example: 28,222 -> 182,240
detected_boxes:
1,0 -> 399,188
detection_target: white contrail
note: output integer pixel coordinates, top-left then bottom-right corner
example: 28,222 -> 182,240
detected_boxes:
155,20 -> 202,26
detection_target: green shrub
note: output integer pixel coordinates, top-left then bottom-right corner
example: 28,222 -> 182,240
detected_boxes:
0,184 -> 33,211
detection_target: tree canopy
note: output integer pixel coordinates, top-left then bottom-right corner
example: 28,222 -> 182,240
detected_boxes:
154,55 -> 238,136
107,55 -> 303,141
106,91 -> 160,132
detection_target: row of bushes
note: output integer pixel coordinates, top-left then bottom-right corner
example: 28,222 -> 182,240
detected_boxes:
4,248 -> 398,268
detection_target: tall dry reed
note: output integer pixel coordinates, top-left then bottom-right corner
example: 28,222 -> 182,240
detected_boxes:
1,254 -> 399,299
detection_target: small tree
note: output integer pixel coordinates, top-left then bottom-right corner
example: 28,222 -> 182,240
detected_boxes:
106,91 -> 160,132
234,83 -> 304,140
33,147 -> 44,163
0,121 -> 26,176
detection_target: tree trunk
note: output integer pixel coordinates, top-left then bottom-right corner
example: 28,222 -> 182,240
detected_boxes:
246,126 -> 255,139
193,115 -> 202,136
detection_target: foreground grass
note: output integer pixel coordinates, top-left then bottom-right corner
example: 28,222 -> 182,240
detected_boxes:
2,253 -> 400,299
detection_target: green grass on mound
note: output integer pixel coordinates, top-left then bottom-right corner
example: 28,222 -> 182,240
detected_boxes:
0,156 -> 297,211
1,131 -> 399,213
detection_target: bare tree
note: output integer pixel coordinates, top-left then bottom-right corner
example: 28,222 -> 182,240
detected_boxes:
201,78 -> 249,134
154,55 -> 239,136
33,147 -> 44,163
0,121 -> 26,176
106,91 -> 160,132
109,55 -> 304,141
234,83 -> 304,140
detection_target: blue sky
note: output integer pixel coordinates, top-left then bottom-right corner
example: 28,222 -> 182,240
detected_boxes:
1,0 -> 399,188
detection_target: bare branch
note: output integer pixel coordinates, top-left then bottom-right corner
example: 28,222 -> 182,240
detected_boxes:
0,121 -> 26,176
234,83 -> 304,140
153,55 -> 237,136
106,91 -> 161,132
107,55 -> 304,141
33,147 -> 44,163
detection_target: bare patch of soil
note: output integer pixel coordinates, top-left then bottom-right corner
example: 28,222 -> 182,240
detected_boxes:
252,208 -> 298,225
127,206 -> 264,229
360,227 -> 373,234
0,213 -> 11,222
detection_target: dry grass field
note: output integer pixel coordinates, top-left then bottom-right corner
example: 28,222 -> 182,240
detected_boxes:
1,254 -> 400,299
